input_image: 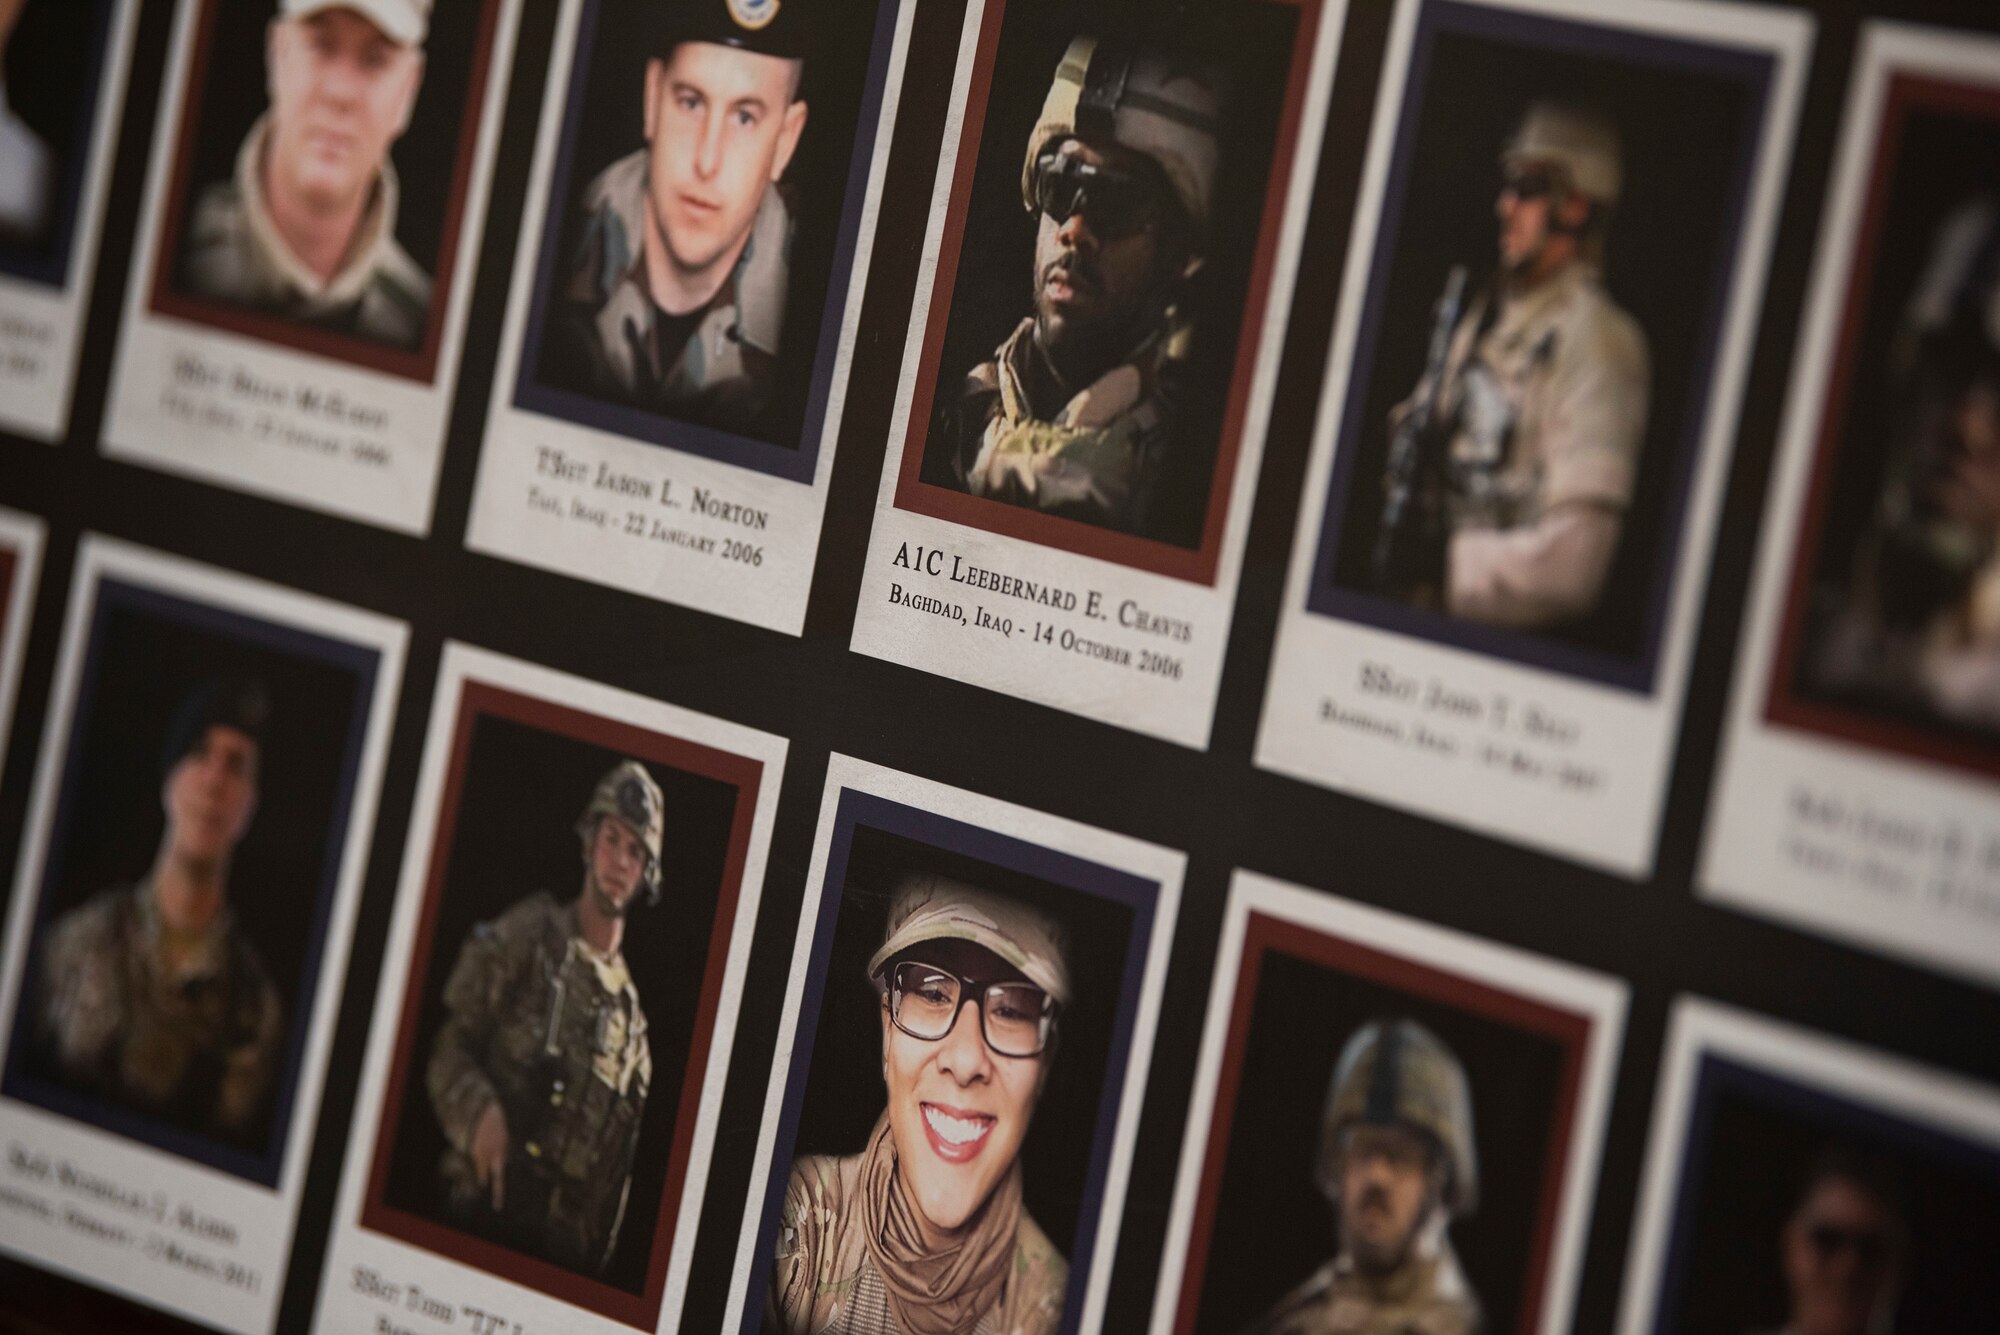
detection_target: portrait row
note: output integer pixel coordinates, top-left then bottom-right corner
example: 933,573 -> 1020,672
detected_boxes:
0,527 -> 1991,1335
5,1 -> 2000,958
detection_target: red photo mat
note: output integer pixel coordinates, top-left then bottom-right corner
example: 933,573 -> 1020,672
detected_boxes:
145,0 -> 502,383
891,0 -> 1326,586
1764,73 -> 2000,781
1170,910 -> 1592,1335
358,680 -> 765,1329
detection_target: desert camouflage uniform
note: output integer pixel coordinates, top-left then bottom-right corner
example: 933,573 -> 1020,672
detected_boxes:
1419,260 -> 1650,629
427,890 -> 651,1275
944,316 -> 1191,536
178,114 -> 432,350
551,148 -> 791,431
770,1152 -> 1068,1335
35,881 -> 282,1141
1247,1246 -> 1481,1335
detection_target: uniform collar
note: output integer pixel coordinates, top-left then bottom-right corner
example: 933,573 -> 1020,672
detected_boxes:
615,166 -> 791,357
237,113 -> 401,309
134,879 -> 235,988
1495,258 -> 1595,330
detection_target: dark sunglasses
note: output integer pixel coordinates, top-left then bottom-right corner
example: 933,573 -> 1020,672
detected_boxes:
1500,167 -> 1561,202
1031,153 -> 1161,242
1806,1223 -> 1890,1266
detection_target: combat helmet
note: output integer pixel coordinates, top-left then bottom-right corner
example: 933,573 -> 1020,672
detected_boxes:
576,760 -> 666,905
1502,101 -> 1623,206
1315,1018 -> 1478,1217
1022,36 -> 1225,236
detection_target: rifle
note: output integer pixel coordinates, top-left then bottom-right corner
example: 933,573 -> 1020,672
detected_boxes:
1371,265 -> 1469,595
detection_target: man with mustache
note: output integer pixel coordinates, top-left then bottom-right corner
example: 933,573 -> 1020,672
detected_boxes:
1375,102 -> 1650,634
33,679 -> 283,1148
548,0 -> 809,437
938,34 -> 1221,542
177,0 -> 431,350
1247,1018 -> 1482,1335
425,761 -> 661,1277
1805,193 -> 2000,734
769,875 -> 1070,1335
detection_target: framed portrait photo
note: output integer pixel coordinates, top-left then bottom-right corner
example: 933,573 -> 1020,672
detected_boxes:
0,536 -> 405,1335
100,0 -> 521,534
1704,21 -> 2000,988
0,0 -> 138,442
1618,999 -> 2000,1335
724,755 -> 1181,1335
847,0 -> 1349,747
1257,0 -> 1810,874
1153,871 -> 1626,1335
0,506 -> 44,767
465,0 -> 916,635
313,642 -> 785,1335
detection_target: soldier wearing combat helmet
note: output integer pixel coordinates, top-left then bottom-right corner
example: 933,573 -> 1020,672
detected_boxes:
425,760 -> 664,1276
547,0 -> 811,437
938,34 -> 1223,542
770,873 -> 1071,1334
1247,1019 -> 1483,1335
1377,100 -> 1651,633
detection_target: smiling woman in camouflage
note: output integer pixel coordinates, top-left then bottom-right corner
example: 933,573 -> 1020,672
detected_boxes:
769,875 -> 1072,1335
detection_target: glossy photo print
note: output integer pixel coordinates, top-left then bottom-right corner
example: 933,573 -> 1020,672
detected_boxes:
893,0 -> 1310,571
1701,23 -> 2000,989
2,573 -> 382,1180
0,0 -> 119,286
1155,873 -> 1626,1335
726,758 -> 1181,1335
0,539 -> 403,1335
316,644 -> 784,1335
1620,1000 -> 2000,1335
1305,0 -> 1774,685
149,0 -> 503,373
1258,0 -> 1806,874
515,0 -> 901,471
1766,73 -> 2000,772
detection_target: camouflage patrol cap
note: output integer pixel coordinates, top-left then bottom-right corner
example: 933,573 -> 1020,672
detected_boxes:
867,874 -> 1071,1005
1023,36 -> 1225,235
159,677 -> 271,779
281,0 -> 430,46
1316,1018 -> 1478,1217
1502,101 -> 1622,205
576,760 -> 666,898
641,0 -> 811,63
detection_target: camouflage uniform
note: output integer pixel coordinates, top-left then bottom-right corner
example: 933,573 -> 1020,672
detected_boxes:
426,890 -> 651,1276
1249,1020 -> 1485,1335
550,148 -> 791,432
178,114 -> 432,350
771,1151 -> 1069,1335
34,881 -> 283,1144
1423,262 -> 1650,628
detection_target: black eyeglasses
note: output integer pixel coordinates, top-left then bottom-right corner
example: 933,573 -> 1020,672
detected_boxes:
1031,152 -> 1161,242
883,960 -> 1056,1058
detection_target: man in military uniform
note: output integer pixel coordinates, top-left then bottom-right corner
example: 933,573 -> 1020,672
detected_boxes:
1247,1019 -> 1482,1335
546,1 -> 810,436
32,679 -> 283,1149
1748,1146 -> 1907,1335
176,0 -> 431,349
1376,102 -> 1651,632
424,760 -> 662,1277
1805,194 -> 2000,734
770,874 -> 1071,1335
935,34 -> 1223,542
